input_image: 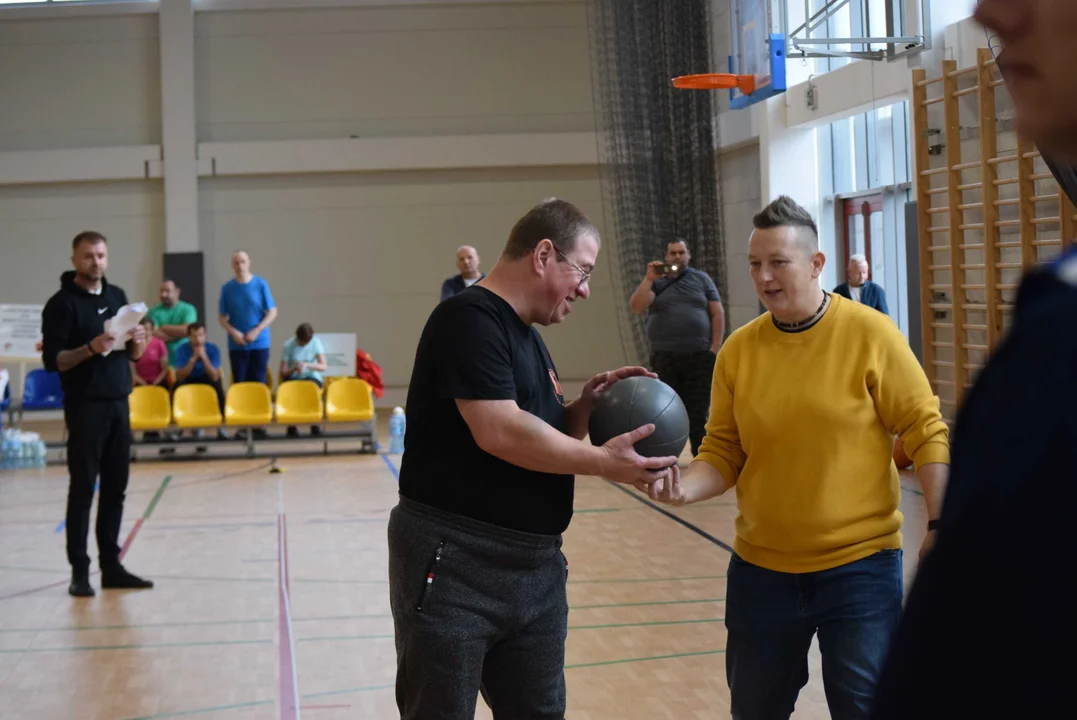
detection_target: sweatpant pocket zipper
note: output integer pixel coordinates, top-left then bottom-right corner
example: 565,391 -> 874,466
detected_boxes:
416,542 -> 444,613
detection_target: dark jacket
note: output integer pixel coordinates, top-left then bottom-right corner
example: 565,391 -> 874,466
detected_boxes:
869,143 -> 1077,717
440,273 -> 485,301
41,271 -> 132,403
833,280 -> 888,315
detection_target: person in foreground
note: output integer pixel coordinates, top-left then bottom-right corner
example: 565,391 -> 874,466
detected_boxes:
390,198 -> 678,720
649,196 -> 950,720
868,2 -> 1077,718
42,231 -> 154,597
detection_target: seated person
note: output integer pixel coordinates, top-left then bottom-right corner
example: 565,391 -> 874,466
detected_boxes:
132,317 -> 169,389
131,317 -> 170,440
174,322 -> 226,444
279,322 -> 327,437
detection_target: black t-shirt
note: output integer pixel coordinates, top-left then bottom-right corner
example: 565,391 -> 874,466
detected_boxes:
397,286 -> 574,536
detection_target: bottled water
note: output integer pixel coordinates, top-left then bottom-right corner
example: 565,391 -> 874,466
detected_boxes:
0,429 -> 46,470
388,407 -> 406,455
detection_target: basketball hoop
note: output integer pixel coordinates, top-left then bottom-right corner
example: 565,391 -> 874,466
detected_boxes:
671,73 -> 757,95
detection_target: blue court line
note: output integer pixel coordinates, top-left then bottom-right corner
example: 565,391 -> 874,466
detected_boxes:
380,452 -> 399,480
54,482 -> 97,533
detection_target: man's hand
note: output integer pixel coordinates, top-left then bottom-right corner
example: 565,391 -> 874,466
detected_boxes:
919,529 -> 937,564
296,361 -> 307,373
647,464 -> 687,506
598,424 -> 678,489
244,328 -> 261,344
153,328 -> 169,342
645,260 -> 666,282
89,333 -> 115,355
229,328 -> 247,346
581,366 -> 656,404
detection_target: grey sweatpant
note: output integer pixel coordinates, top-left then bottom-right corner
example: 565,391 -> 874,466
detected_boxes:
387,497 -> 569,720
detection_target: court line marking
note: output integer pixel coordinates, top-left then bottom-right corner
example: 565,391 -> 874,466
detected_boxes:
380,453 -> 399,479
0,639 -> 272,654
0,599 -> 726,634
53,482 -> 97,533
119,698 -> 274,720
300,649 -> 729,701
607,481 -> 735,553
0,475 -> 171,603
277,475 -> 301,720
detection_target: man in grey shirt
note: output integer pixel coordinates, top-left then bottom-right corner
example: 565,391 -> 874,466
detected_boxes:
629,238 -> 725,457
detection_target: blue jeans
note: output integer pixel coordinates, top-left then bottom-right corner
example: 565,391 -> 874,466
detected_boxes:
230,348 -> 269,384
725,549 -> 903,720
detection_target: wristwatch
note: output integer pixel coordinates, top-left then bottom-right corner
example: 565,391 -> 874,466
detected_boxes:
927,519 -> 940,531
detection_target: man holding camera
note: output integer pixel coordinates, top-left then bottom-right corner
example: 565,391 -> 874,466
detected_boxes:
630,238 -> 724,457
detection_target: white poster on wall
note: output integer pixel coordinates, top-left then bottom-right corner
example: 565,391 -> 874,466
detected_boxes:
0,304 -> 43,359
317,333 -> 357,378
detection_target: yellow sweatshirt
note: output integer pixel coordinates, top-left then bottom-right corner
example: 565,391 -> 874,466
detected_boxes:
696,294 -> 950,574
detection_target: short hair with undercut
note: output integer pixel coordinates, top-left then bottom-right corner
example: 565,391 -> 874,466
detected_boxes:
753,196 -> 819,241
72,231 -> 107,250
502,198 -> 600,260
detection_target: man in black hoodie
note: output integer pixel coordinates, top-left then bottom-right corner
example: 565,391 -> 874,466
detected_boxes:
42,231 -> 154,598
869,2 -> 1077,718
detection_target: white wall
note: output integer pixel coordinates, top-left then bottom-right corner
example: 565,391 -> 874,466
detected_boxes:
0,0 -> 625,404
719,146 -> 763,330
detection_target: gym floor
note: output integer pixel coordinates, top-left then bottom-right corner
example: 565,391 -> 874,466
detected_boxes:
0,421 -> 929,720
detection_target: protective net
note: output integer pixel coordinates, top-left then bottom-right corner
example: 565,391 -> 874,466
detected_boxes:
586,0 -> 727,366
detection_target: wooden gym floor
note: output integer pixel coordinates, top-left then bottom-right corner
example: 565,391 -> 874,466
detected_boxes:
0,422 -> 930,720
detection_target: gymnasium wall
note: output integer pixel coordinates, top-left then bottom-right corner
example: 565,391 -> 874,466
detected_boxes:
719,145 -> 762,330
0,1 -> 633,400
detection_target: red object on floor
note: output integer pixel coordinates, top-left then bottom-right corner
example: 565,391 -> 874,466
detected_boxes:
893,436 -> 912,469
356,349 -> 384,399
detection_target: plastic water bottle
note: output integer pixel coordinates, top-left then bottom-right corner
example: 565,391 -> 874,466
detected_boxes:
388,407 -> 406,454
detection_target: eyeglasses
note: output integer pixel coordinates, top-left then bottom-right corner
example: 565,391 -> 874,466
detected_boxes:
554,246 -> 592,288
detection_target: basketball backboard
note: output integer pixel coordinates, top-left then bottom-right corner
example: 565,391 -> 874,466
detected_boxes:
729,0 -> 787,109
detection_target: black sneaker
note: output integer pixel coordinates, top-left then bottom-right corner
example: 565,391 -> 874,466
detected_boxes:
101,566 -> 154,590
69,574 -> 94,598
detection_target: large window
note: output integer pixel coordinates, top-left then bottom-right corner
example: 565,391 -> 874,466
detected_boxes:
819,100 -> 913,336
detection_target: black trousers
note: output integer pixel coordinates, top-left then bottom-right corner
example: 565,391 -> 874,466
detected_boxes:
388,498 -> 568,720
64,399 -> 131,574
650,349 -> 717,457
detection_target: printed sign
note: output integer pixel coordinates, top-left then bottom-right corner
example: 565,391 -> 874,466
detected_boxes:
0,304 -> 43,359
317,333 -> 357,378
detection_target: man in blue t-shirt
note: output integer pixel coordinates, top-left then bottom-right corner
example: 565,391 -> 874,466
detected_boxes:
174,322 -> 224,416
218,250 -> 277,384
279,322 -> 328,437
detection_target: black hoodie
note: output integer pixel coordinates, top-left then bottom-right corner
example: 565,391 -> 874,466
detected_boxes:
41,271 -> 133,403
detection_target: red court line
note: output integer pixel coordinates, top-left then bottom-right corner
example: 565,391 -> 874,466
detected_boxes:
278,512 -> 299,720
119,518 -> 144,561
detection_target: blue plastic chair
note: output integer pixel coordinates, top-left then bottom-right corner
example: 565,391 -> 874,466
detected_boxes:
21,369 -> 63,411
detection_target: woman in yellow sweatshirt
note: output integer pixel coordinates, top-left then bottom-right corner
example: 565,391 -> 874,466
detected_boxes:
649,196 -> 950,720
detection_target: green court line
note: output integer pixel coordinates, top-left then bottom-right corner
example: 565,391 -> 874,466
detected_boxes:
571,597 -> 724,610
302,650 -> 728,699
574,507 -> 623,514
142,475 -> 173,520
569,618 -> 722,631
565,648 -> 725,669
0,638 -> 271,655
0,564 -> 68,575
294,617 -> 722,643
902,485 -> 924,497
120,699 -> 274,720
149,574 -> 276,584
568,574 -> 725,584
302,683 -> 394,699
0,601 -> 725,634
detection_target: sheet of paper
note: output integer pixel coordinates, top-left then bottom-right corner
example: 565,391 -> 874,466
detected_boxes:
102,302 -> 147,356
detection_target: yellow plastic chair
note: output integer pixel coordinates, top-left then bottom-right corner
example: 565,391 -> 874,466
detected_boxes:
225,381 -> 273,426
129,386 -> 172,431
326,378 -> 375,423
275,380 -> 324,425
172,384 -> 224,428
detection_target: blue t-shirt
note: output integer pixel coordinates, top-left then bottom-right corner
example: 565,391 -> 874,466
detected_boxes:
281,336 -> 326,384
175,342 -> 221,381
219,276 -> 276,351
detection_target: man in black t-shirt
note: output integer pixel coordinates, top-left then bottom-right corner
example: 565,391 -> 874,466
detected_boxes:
868,3 -> 1077,718
41,232 -> 154,598
390,198 -> 679,719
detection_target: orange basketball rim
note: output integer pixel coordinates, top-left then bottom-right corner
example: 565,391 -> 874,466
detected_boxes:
671,73 -> 756,95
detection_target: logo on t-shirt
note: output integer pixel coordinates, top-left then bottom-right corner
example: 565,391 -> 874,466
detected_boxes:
548,369 -> 564,405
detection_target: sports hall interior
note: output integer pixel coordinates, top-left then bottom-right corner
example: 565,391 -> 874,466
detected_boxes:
0,0 -> 1063,718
